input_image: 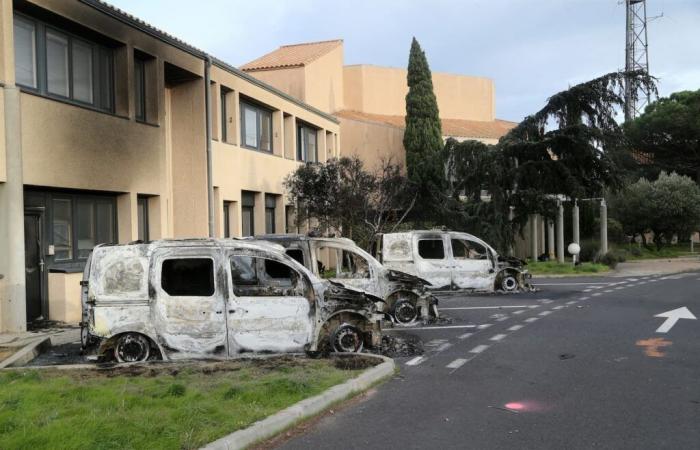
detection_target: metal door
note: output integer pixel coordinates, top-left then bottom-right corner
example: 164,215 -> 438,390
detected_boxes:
412,235 -> 453,289
449,235 -> 496,290
24,210 -> 45,322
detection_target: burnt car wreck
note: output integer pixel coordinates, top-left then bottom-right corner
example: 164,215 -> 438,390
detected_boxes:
373,230 -> 533,293
80,239 -> 383,363
251,235 -> 439,325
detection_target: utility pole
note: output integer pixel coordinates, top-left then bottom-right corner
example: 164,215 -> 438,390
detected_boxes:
624,0 -> 651,121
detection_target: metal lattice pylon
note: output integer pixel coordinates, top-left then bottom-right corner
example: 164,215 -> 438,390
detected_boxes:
624,0 -> 651,121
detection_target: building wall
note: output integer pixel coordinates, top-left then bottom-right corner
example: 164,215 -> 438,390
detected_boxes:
303,45 -> 344,114
343,65 -> 495,121
338,117 -> 405,171
242,66 -> 306,104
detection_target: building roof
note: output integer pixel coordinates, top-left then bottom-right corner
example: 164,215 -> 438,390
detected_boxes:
334,110 -> 518,140
241,40 -> 343,71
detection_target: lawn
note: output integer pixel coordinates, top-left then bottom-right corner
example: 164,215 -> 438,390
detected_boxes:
527,260 -> 610,275
0,356 -> 367,450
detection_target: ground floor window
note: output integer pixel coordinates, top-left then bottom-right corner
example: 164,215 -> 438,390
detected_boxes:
265,194 -> 277,234
137,196 -> 149,242
241,191 -> 255,237
223,201 -> 232,238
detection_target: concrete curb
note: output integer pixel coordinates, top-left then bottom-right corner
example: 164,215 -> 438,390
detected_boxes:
0,337 -> 50,369
202,354 -> 396,450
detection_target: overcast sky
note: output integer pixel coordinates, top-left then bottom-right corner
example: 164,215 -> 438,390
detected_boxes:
109,0 -> 699,122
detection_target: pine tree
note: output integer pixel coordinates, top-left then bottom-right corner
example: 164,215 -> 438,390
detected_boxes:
403,38 -> 444,216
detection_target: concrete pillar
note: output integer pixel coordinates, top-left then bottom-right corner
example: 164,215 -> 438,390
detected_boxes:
600,199 -> 608,254
556,202 -> 565,263
547,220 -> 555,259
0,86 -> 27,332
572,202 -> 580,245
529,214 -> 538,261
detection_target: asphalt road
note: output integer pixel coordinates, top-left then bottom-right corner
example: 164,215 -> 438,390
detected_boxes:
277,272 -> 700,450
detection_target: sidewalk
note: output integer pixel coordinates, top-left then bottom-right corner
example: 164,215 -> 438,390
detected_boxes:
0,326 -> 80,368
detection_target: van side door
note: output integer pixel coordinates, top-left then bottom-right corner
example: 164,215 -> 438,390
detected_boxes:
152,248 -> 228,358
449,235 -> 496,290
227,253 -> 314,354
313,243 -> 377,295
413,235 -> 452,289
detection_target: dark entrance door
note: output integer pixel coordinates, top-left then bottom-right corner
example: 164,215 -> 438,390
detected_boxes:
24,210 -> 45,322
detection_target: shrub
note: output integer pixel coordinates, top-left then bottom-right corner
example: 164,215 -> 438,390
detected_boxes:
595,251 -> 623,269
578,240 -> 600,263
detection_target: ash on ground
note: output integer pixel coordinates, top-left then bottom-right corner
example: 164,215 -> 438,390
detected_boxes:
377,334 -> 424,358
27,342 -> 85,366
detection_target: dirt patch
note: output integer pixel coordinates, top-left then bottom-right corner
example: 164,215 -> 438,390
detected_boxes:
331,355 -> 379,370
377,334 -> 424,358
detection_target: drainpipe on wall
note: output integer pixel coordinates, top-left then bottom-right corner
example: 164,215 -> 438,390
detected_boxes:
204,56 -> 214,237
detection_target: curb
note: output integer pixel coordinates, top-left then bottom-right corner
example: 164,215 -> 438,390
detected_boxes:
202,354 -> 396,450
0,337 -> 50,369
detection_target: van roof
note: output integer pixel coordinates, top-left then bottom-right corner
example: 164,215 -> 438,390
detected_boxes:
252,234 -> 356,246
96,238 -> 286,253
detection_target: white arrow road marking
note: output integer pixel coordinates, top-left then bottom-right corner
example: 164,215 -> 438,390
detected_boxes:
655,307 -> 697,333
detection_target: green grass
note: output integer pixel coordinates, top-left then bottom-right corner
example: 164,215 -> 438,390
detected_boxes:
527,260 -> 610,275
0,357 -> 364,450
614,243 -> 697,261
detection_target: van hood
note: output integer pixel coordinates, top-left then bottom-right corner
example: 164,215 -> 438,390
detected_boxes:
386,269 -> 432,287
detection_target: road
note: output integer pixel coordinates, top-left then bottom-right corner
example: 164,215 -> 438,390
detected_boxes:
276,272 -> 700,450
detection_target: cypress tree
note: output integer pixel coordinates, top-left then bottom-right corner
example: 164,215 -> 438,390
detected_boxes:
403,37 -> 444,216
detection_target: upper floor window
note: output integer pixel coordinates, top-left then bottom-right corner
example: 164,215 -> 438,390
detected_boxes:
297,123 -> 318,162
13,14 -> 113,112
240,100 -> 272,152
134,56 -> 146,121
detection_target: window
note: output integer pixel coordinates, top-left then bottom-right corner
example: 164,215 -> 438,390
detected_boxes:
137,197 -> 149,242
223,201 -> 232,238
451,239 -> 488,260
285,205 -> 296,233
418,239 -> 445,260
221,88 -> 230,143
13,15 -> 113,111
331,249 -> 370,279
265,195 -> 277,234
162,258 -> 214,297
297,124 -> 318,162
286,249 -> 305,266
240,101 -> 273,152
230,255 -> 306,297
51,194 -> 117,262
134,57 -> 146,121
14,16 -> 36,88
241,191 -> 255,237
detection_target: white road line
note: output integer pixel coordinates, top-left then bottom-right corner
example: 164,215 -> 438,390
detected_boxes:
528,305 -> 540,309
524,317 -> 539,323
405,356 -> 425,366
386,325 -> 478,332
458,333 -> 474,339
552,305 -> 565,310
440,305 -> 532,310
535,282 -> 612,286
469,344 -> 490,354
496,316 -> 509,322
614,286 -> 625,290
592,292 -> 602,297
425,339 -> 447,347
627,278 -> 638,282
590,286 -> 604,290
490,334 -> 507,341
508,324 -> 524,331
446,358 -> 468,370
638,281 -> 647,284
541,300 -> 554,304
435,343 -> 453,352
539,310 -> 553,316
566,301 -> 577,305
580,296 -> 591,300
603,289 -> 614,293
583,289 -> 592,292
513,310 -> 526,315
477,324 -> 493,330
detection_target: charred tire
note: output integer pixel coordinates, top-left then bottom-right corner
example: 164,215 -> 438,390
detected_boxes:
499,273 -> 520,292
392,299 -> 418,324
114,333 -> 151,363
331,324 -> 364,353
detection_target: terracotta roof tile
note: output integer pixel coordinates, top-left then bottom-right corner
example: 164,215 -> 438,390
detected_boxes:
241,40 -> 343,71
334,110 -> 517,140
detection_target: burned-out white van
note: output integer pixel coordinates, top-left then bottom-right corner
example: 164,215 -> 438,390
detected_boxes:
251,235 -> 439,325
373,230 -> 532,292
80,239 -> 383,363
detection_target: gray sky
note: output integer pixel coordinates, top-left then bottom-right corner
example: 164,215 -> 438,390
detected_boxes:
109,0 -> 699,122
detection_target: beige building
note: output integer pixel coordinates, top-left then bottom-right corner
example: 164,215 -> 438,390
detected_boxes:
0,0 -> 338,332
242,40 -> 516,170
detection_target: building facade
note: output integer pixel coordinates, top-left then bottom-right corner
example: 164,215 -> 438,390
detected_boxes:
241,40 -> 517,171
0,0 -> 338,332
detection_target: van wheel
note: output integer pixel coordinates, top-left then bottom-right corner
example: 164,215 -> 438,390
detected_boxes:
499,273 -> 520,292
114,333 -> 151,363
392,299 -> 418,324
331,324 -> 364,353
